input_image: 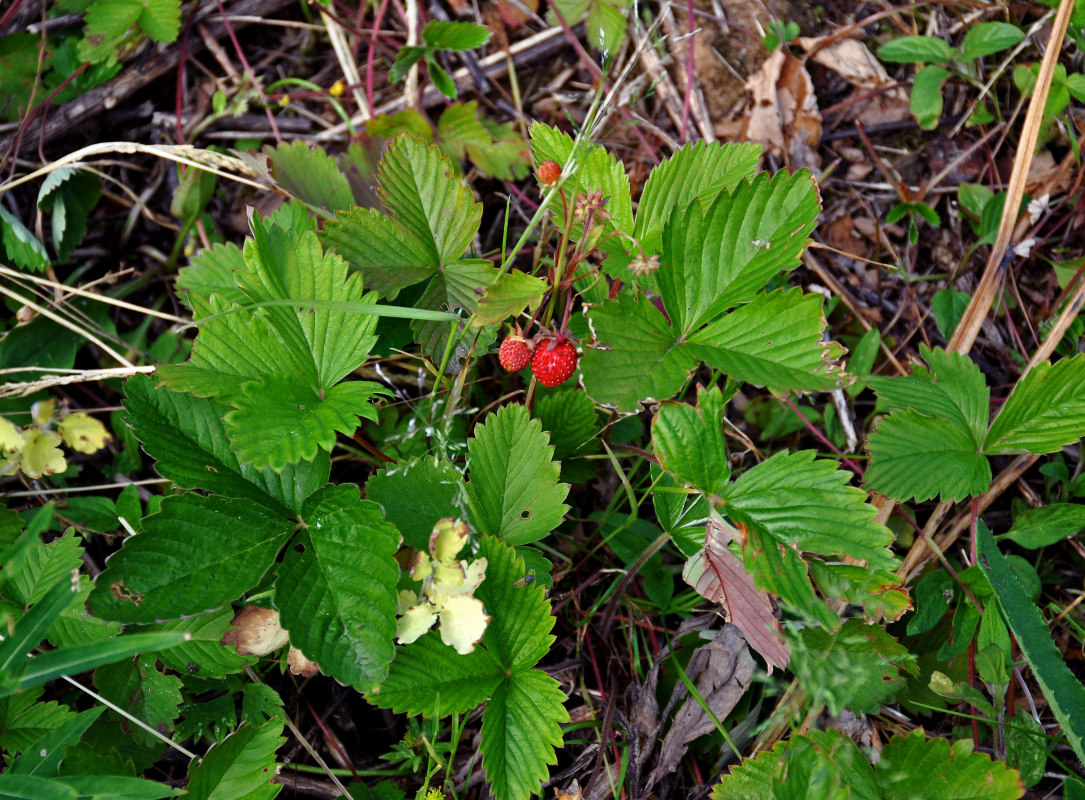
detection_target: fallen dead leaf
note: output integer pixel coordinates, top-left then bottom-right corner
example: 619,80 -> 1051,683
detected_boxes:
742,49 -> 822,170
797,35 -> 911,127
682,518 -> 791,672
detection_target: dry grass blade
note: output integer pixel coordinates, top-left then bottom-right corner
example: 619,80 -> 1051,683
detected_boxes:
947,0 -> 1075,355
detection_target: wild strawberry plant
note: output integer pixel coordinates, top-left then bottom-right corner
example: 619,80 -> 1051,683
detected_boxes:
2,124 -> 1084,800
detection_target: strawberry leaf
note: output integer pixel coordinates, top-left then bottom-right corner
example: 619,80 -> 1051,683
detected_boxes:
123,375 -> 330,514
276,486 -> 401,693
984,353 -> 1085,455
267,141 -> 355,213
185,720 -> 285,800
88,494 -> 293,623
652,385 -> 730,497
466,405 -> 570,546
723,450 -> 898,572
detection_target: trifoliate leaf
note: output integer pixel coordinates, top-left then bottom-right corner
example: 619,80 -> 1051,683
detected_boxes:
480,668 -> 568,800
466,405 -> 570,546
185,720 -> 285,800
865,408 -> 991,502
267,141 -> 355,213
652,385 -> 730,496
875,728 -> 1023,800
123,374 -> 329,515
984,354 -> 1085,455
276,486 -> 400,693
724,449 -> 897,571
56,412 -> 111,454
88,494 -> 293,623
20,431 -> 66,479
789,619 -> 916,715
864,345 -> 989,443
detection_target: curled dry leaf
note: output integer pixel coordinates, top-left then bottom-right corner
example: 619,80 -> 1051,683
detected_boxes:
742,49 -> 822,170
797,36 -> 911,127
682,518 -> 791,672
222,605 -> 290,656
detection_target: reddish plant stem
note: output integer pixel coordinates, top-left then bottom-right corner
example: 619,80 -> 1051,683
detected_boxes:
782,396 -> 865,476
213,0 -> 282,142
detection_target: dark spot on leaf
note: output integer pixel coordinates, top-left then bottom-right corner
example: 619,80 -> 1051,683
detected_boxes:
520,510 -> 531,519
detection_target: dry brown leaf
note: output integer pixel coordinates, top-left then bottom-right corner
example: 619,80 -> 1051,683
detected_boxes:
649,625 -> 755,785
221,605 -> 289,656
742,49 -> 822,170
682,519 -> 791,672
287,646 -> 320,677
797,35 -> 911,127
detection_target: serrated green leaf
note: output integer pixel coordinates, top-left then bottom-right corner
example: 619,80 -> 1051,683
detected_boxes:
135,0 -> 180,41
652,385 -> 729,496
865,407 -> 991,502
656,171 -> 819,332
466,405 -> 570,546
47,576 -> 122,648
0,205 -> 49,272
94,654 -> 182,748
978,525 -> 1085,768
421,20 -> 491,50
473,270 -> 547,327
688,289 -> 843,393
528,123 -> 633,238
439,102 -> 491,157
364,455 -> 464,551
276,486 -> 400,693
319,207 -> 436,295
9,706 -> 105,776
267,141 -> 355,213
54,775 -> 182,799
744,526 -> 837,629
225,376 -> 388,471
123,375 -> 328,514
791,619 -> 915,715
390,46 -> 426,83
87,494 -> 293,623
724,450 -> 897,571
475,537 -> 556,670
185,720 -> 285,800
876,728 -> 1023,800
80,0 -> 142,61
0,530 -> 82,607
0,577 -> 78,690
175,242 -> 247,308
480,668 -> 568,800
911,64 -> 951,130
533,387 -> 600,463
878,35 -> 953,63
634,140 -> 762,247
370,632 -> 503,716
0,688 -> 76,753
984,354 -> 1085,455
865,345 -> 989,443
581,293 -> 695,411
151,607 -> 250,678
37,168 -> 101,261
960,22 -> 1024,61
998,503 -> 1085,549
427,59 -> 455,100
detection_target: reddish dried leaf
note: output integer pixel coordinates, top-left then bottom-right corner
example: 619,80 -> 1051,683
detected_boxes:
682,519 -> 791,672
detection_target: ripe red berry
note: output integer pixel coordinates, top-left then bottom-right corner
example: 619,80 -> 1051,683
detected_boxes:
498,335 -> 533,372
537,160 -> 561,185
531,337 -> 578,387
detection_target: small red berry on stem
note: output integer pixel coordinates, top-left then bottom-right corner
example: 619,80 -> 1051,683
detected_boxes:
531,337 -> 578,387
537,160 -> 562,186
498,334 -> 533,372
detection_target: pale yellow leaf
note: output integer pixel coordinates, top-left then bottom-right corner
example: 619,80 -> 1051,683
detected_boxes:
21,430 -> 66,479
57,412 -> 112,454
438,594 -> 489,655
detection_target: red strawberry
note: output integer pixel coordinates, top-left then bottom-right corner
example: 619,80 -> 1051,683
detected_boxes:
531,337 -> 578,387
499,334 -> 533,372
